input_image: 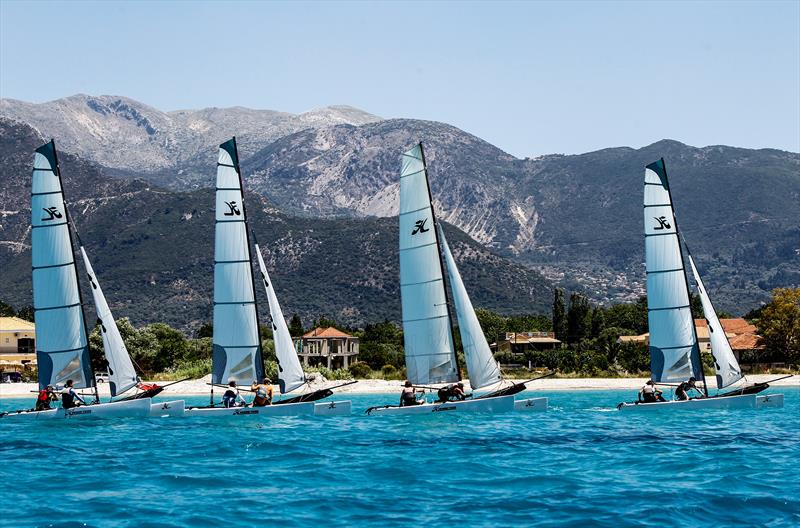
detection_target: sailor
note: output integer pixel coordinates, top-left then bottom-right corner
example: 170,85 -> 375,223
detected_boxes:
639,380 -> 665,403
399,380 -> 423,406
222,380 -> 247,408
250,377 -> 274,407
35,385 -> 59,411
437,382 -> 467,403
675,377 -> 702,401
60,379 -> 85,409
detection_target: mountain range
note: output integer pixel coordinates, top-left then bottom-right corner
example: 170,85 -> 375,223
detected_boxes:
0,117 -> 551,331
1,94 -> 798,323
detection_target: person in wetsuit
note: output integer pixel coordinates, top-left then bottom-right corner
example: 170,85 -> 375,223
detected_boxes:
35,385 -> 58,411
222,381 -> 247,408
638,380 -> 665,403
675,377 -> 703,401
399,380 -> 423,406
60,379 -> 85,409
250,377 -> 274,407
437,382 -> 467,403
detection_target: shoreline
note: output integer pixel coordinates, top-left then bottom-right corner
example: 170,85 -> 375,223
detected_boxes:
0,374 -> 796,398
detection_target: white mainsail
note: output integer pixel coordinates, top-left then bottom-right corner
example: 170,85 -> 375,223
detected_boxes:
687,254 -> 743,389
31,140 -> 94,389
439,226 -> 502,390
643,158 -> 704,384
212,138 -> 265,385
399,144 -> 459,385
79,247 -> 139,397
254,243 -> 306,393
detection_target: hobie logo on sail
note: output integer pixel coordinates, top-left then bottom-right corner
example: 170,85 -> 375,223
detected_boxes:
653,216 -> 671,230
411,219 -> 430,235
224,201 -> 241,216
41,207 -> 62,221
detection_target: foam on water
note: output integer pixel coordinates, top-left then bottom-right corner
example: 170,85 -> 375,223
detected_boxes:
1,388 -> 798,528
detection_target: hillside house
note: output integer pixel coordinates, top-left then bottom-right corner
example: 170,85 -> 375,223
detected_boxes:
294,327 -> 359,370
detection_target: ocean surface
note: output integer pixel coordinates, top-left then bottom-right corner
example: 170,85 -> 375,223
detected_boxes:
1,388 -> 798,528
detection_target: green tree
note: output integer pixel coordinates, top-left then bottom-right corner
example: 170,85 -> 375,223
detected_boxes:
196,322 -> 213,339
552,288 -> 568,342
0,300 -> 14,317
16,305 -> 34,322
146,322 -> 189,372
689,292 -> 705,320
567,293 -> 592,345
288,314 -> 304,337
591,307 -> 606,338
757,287 -> 800,363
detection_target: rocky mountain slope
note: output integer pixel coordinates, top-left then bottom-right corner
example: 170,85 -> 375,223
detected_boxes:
2,95 -> 798,313
0,119 -> 551,331
0,94 -> 380,178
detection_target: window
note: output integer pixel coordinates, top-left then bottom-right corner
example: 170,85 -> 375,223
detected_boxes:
18,338 -> 35,354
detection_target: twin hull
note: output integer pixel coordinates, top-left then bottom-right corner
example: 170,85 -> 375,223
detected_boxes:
184,400 -> 352,417
0,398 -> 153,420
617,393 -> 784,411
368,394 -> 518,415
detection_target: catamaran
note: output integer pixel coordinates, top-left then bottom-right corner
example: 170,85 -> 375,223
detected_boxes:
617,158 -> 785,411
184,138 -> 351,417
1,140 -> 163,420
367,143 -> 548,415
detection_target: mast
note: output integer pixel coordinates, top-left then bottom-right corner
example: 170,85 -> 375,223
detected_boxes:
51,140 -> 100,402
654,158 -> 708,396
230,137 -> 267,379
419,142 -> 462,381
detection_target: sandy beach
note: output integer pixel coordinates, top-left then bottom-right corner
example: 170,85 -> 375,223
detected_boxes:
0,374 -> 796,398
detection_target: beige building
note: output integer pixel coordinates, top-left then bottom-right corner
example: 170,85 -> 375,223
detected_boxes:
492,332 -> 562,355
294,327 -> 359,370
0,317 -> 37,371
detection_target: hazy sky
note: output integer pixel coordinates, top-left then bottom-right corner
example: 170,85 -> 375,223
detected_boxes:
1,0 -> 798,157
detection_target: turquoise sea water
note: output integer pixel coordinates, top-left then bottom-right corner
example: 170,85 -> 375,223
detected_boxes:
1,388 -> 798,528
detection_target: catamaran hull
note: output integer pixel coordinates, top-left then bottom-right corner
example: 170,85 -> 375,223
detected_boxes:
184,399 -> 352,417
367,394 -> 515,415
149,400 -> 186,417
617,393 -> 784,411
0,398 -> 153,420
313,400 -> 351,416
514,397 -> 548,411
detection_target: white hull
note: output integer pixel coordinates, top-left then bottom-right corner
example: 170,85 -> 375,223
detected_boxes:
149,400 -> 186,417
313,400 -> 351,416
184,399 -> 352,417
367,394 -> 515,415
0,398 -> 152,420
514,397 -> 548,412
617,393 -> 784,411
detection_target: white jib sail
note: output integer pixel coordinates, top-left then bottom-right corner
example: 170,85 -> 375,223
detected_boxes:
79,247 -> 139,397
438,226 -> 503,390
399,144 -> 459,385
643,159 -> 703,383
212,138 -> 264,385
31,141 -> 93,389
687,255 -> 743,389
254,243 -> 306,393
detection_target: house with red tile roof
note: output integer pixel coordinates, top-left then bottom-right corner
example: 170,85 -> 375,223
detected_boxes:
294,327 -> 359,370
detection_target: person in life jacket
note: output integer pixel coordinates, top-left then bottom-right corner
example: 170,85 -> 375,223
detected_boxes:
399,380 -> 424,407
638,380 -> 665,403
437,382 -> 467,403
250,377 -> 273,407
35,385 -> 59,411
675,377 -> 703,401
60,379 -> 86,409
222,380 -> 246,408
